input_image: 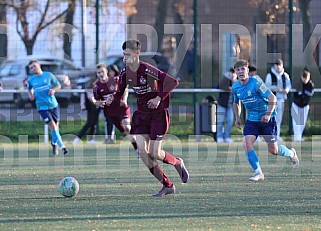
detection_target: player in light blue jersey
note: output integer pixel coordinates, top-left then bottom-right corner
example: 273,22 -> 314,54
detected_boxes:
27,60 -> 68,155
232,60 -> 299,181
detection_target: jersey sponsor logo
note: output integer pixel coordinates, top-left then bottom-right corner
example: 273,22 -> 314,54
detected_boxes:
132,85 -> 152,94
243,97 -> 256,104
34,85 -> 50,92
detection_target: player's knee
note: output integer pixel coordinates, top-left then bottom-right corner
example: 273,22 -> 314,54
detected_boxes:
243,143 -> 253,153
48,121 -> 57,130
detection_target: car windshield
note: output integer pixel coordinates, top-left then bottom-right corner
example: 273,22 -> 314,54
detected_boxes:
0,62 -> 21,77
0,63 -> 11,77
41,64 -> 60,74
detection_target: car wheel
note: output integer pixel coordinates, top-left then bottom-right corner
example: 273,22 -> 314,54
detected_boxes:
14,94 -> 25,108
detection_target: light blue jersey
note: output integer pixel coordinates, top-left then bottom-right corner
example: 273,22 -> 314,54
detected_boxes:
232,76 -> 276,122
27,72 -> 59,110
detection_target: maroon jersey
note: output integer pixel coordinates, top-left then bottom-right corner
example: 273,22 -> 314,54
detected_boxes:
117,61 -> 179,113
93,76 -> 128,117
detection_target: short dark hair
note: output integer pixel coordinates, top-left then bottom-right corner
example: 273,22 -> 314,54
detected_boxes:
274,59 -> 283,65
28,60 -> 38,66
302,68 -> 310,78
234,59 -> 249,68
122,39 -> 141,51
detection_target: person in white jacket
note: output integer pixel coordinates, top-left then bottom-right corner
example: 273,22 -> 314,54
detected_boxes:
265,59 -> 291,142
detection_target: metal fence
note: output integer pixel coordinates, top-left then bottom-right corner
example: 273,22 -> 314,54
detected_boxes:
2,0 -> 321,88
2,88 -> 321,140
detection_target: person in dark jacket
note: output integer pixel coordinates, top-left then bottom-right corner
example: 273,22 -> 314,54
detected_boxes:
291,68 -> 314,142
73,77 -> 99,145
217,67 -> 237,143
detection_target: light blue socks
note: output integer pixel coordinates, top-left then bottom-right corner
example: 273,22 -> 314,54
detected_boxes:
51,130 -> 64,148
246,149 -> 261,171
277,145 -> 293,158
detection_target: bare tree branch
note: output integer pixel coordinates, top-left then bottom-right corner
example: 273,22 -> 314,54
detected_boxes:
2,0 -> 69,54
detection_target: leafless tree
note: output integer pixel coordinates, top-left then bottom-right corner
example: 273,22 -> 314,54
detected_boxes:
0,0 -> 69,55
63,0 -> 76,60
249,0 -> 314,60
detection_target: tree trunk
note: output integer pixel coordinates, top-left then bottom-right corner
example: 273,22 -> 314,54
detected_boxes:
0,3 -> 7,64
63,0 -> 76,60
298,0 -> 318,65
298,0 -> 311,47
173,1 -> 184,45
25,40 -> 35,55
154,0 -> 168,51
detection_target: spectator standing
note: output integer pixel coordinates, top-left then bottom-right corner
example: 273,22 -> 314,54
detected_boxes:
73,77 -> 99,145
265,59 -> 291,142
217,67 -> 237,143
291,68 -> 314,142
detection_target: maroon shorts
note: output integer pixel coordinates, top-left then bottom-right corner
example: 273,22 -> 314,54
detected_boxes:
105,105 -> 130,133
130,109 -> 170,140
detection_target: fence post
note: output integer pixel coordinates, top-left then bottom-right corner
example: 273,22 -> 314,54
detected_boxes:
44,124 -> 49,144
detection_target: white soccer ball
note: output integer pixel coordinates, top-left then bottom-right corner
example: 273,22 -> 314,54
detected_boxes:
59,177 -> 80,197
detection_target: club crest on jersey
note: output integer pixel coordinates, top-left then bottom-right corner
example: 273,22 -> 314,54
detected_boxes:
109,85 -> 115,91
247,90 -> 252,96
140,76 -> 146,84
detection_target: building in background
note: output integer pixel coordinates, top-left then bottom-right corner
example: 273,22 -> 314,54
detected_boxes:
1,0 -> 321,80
5,1 -> 127,68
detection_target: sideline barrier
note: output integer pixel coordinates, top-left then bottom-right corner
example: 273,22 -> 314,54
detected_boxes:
1,88 -> 319,143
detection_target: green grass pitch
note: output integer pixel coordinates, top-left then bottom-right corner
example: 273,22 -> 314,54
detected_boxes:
1,139 -> 321,230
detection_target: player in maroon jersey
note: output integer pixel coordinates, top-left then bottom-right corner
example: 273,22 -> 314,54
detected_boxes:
114,39 -> 189,197
93,63 -> 138,156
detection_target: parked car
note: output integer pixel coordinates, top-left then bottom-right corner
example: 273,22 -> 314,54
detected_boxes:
106,52 -> 177,77
22,55 -> 96,89
0,58 -> 72,108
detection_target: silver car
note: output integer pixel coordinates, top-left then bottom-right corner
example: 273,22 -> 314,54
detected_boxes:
0,58 -> 72,108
